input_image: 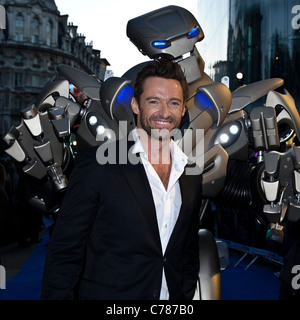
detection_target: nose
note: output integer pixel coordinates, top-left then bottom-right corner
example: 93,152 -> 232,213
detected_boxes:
158,102 -> 171,118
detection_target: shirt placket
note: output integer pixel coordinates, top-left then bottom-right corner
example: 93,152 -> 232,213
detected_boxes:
161,190 -> 171,254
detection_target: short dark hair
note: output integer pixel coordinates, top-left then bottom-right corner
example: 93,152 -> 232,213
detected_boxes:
133,59 -> 189,105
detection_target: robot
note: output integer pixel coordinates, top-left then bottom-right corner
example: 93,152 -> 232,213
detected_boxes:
3,5 -> 300,299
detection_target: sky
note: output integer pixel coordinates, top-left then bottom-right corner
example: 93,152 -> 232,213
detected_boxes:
54,0 -> 199,77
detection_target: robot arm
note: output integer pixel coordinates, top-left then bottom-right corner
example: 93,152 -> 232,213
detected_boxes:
248,88 -> 300,242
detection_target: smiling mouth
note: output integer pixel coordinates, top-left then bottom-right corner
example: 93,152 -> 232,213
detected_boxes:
152,121 -> 172,130
155,120 -> 171,125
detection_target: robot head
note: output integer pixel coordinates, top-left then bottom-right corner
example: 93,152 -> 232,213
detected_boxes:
127,5 -> 204,61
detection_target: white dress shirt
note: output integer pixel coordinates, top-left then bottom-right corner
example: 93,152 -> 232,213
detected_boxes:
131,128 -> 188,300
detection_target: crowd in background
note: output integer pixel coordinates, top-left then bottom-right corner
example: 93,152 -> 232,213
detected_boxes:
0,149 -> 45,248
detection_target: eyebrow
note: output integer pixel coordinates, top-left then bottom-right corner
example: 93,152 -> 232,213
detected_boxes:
145,97 -> 183,103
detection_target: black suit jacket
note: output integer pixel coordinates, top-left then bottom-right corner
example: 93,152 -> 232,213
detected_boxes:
41,139 -> 202,300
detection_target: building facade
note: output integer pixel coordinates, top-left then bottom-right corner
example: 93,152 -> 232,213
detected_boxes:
197,0 -> 300,107
0,0 -> 109,136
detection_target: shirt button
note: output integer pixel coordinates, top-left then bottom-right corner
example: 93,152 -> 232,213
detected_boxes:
153,290 -> 159,298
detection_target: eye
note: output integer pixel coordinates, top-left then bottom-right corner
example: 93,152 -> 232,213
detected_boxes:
169,101 -> 181,108
148,99 -> 159,106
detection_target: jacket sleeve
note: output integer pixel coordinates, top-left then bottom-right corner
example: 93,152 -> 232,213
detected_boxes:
41,147 -> 100,300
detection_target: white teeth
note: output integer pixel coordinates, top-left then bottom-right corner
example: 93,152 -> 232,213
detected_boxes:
157,121 -> 169,125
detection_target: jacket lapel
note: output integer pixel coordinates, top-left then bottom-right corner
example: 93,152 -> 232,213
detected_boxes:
117,141 -> 162,252
116,139 -> 198,256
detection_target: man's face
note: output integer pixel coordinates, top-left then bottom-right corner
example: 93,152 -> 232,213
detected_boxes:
131,76 -> 186,140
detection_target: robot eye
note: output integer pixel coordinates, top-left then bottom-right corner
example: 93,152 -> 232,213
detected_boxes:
151,40 -> 171,49
187,26 -> 200,39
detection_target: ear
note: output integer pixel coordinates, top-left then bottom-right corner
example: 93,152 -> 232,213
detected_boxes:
131,97 -> 140,115
181,106 -> 186,117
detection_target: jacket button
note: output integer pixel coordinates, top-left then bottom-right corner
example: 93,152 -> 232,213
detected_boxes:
153,290 -> 159,298
163,256 -> 167,262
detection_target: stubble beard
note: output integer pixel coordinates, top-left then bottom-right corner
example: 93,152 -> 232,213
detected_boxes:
139,112 -> 181,142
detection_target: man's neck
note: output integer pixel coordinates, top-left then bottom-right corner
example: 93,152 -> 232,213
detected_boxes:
137,130 -> 172,166
136,128 -> 173,190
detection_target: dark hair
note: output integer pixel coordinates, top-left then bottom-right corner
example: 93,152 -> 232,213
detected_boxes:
133,59 -> 189,105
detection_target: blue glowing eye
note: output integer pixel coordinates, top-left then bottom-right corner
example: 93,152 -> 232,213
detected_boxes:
151,40 -> 171,49
114,84 -> 134,111
195,92 -> 214,110
187,26 -> 200,39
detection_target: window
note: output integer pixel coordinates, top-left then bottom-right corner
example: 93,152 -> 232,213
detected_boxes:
15,33 -> 24,42
15,54 -> 23,66
14,96 -> 22,112
32,56 -> 40,68
47,58 -> 54,70
15,15 -> 24,42
46,20 -> 53,46
31,17 -> 40,44
32,75 -> 40,87
15,73 -> 24,87
16,15 -> 24,28
31,34 -> 39,44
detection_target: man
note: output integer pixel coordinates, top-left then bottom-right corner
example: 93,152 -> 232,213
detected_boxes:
41,59 -> 202,300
